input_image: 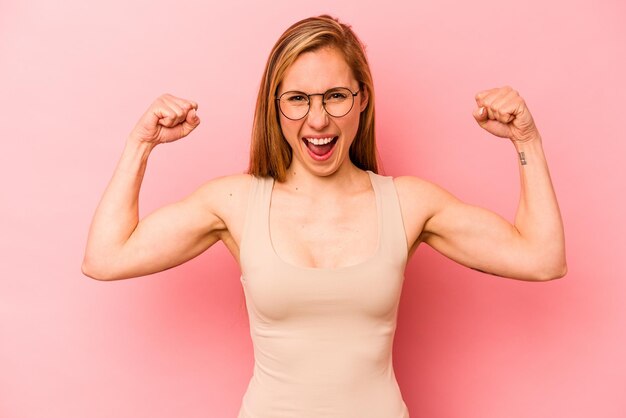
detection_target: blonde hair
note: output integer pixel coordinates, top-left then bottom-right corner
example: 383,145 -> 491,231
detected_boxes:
247,15 -> 378,181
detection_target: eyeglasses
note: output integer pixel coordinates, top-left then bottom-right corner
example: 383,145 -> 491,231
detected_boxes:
275,87 -> 360,120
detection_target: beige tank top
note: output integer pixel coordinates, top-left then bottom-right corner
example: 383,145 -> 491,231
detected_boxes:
237,170 -> 410,418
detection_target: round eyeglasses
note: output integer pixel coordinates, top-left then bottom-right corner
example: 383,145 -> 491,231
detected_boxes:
276,87 -> 360,120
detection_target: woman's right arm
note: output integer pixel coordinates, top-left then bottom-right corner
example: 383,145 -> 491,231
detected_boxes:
81,94 -> 225,281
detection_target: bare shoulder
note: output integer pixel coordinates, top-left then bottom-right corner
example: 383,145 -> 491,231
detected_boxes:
393,175 -> 458,213
190,173 -> 253,220
392,175 -> 461,253
193,173 -> 253,199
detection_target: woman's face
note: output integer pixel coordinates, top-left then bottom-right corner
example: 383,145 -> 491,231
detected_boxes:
277,46 -> 368,178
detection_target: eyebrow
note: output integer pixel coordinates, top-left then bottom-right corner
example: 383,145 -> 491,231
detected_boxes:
279,86 -> 356,94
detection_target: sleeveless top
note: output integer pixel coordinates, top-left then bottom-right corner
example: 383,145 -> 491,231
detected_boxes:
237,170 -> 410,418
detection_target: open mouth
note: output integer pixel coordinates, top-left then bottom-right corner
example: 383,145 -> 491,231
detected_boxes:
301,136 -> 338,160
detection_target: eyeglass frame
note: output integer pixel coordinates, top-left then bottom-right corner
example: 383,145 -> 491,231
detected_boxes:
275,87 -> 361,120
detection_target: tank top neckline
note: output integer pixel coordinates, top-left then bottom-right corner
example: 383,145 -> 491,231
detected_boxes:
265,170 -> 383,272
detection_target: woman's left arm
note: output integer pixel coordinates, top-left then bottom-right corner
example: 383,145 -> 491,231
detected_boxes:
400,86 -> 567,281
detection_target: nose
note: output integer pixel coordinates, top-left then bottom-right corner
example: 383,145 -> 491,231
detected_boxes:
306,95 -> 329,130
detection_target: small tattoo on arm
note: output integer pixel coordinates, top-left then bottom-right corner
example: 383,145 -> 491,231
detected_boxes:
519,151 -> 527,165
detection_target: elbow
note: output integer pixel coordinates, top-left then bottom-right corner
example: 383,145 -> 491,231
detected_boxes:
538,267 -> 567,281
534,261 -> 568,281
81,257 -> 113,281
526,245 -> 568,281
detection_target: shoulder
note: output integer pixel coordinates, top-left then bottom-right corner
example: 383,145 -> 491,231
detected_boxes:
190,173 -> 254,210
194,173 -> 254,194
392,175 -> 455,202
388,175 -> 464,250
178,173 -> 254,220
179,173 -> 255,236
392,175 -> 461,219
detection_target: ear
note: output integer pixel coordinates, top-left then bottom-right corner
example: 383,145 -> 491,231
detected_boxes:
359,85 -> 369,112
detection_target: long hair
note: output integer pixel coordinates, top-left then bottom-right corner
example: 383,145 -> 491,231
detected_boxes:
247,15 -> 378,181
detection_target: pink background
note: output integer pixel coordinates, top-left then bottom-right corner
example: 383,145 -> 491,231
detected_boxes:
2,0 -> 625,417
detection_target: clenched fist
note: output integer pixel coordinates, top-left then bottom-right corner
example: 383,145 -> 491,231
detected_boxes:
129,94 -> 200,145
473,86 -> 539,143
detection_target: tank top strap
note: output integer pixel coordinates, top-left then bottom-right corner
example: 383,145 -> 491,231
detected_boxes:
367,170 -> 408,269
240,175 -> 274,265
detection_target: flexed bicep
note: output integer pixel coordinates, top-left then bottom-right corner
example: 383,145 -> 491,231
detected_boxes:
421,196 -> 541,280
113,188 -> 226,280
397,175 -> 550,281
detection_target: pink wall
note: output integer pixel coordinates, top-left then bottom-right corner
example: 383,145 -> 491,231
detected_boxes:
2,0 -> 624,417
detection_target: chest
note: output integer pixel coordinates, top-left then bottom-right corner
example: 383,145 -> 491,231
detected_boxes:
269,189 -> 378,269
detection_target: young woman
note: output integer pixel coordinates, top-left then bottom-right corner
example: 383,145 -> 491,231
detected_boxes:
82,15 -> 566,418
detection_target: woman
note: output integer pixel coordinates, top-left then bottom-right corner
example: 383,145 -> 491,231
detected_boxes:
82,15 -> 566,418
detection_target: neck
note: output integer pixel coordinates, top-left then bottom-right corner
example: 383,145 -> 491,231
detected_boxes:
282,161 -> 368,196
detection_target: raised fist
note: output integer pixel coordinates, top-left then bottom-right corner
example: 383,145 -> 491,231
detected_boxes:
473,86 -> 539,143
129,93 -> 200,145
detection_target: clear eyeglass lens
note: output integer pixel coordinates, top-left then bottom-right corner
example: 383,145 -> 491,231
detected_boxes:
279,88 -> 354,120
280,93 -> 309,120
324,88 -> 352,117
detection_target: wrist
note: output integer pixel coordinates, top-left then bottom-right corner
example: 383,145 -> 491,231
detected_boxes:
126,135 -> 157,154
512,134 -> 545,166
123,136 -> 157,166
512,133 -> 542,151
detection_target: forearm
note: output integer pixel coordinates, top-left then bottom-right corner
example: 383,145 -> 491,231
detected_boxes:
82,137 -> 156,277
512,134 -> 567,278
